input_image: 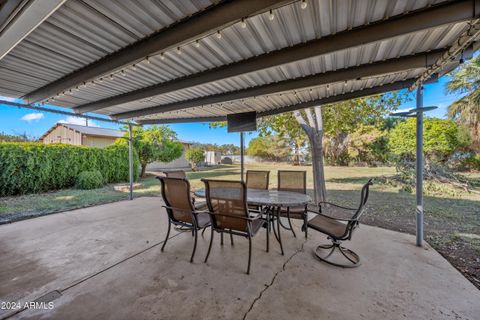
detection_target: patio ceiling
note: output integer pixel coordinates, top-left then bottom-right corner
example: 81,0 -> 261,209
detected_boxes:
0,0 -> 479,123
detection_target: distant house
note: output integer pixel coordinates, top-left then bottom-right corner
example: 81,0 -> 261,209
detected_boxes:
39,123 -> 124,148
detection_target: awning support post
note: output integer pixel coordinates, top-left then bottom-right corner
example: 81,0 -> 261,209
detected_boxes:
128,124 -> 134,201
416,86 -> 424,247
240,132 -> 244,182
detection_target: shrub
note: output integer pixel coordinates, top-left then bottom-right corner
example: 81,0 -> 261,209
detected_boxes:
185,147 -> 205,170
76,170 -> 104,189
389,118 -> 466,162
0,142 -> 140,196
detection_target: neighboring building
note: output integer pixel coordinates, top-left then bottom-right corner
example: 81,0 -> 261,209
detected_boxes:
205,151 -> 221,165
39,123 -> 124,148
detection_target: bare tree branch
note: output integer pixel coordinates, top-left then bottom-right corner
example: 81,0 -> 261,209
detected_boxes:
314,106 -> 323,130
305,108 -> 316,129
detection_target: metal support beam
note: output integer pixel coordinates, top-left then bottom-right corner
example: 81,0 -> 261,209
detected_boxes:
137,116 -> 227,125
128,124 -> 134,201
240,132 -> 245,182
73,0 -> 478,114
0,0 -> 66,60
134,78 -> 421,124
416,87 -> 424,247
0,100 -> 139,126
23,0 -> 291,103
113,51 -> 445,119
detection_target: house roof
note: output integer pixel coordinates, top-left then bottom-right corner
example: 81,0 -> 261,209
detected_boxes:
39,123 -> 125,140
1,0 -> 479,124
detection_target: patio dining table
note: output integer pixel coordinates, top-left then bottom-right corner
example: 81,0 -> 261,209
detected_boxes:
194,188 -> 311,255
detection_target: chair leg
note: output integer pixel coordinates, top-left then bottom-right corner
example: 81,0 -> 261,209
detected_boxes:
276,207 -> 284,256
190,227 -> 198,263
204,227 -> 214,263
286,208 -> 296,238
304,208 -> 308,239
221,232 -> 224,246
266,208 -> 270,252
230,231 -> 234,246
247,236 -> 252,275
202,226 -> 207,237
161,219 -> 171,252
314,240 -> 361,268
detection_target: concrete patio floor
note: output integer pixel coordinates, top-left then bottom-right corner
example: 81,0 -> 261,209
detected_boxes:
0,197 -> 478,320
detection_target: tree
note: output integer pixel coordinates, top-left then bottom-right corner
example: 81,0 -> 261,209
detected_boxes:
117,125 -> 183,177
246,136 -> 291,161
388,118 -> 467,162
446,56 -> 480,151
185,147 -> 205,170
258,113 -> 307,165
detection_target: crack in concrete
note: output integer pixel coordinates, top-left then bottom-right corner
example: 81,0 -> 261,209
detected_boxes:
242,241 -> 306,320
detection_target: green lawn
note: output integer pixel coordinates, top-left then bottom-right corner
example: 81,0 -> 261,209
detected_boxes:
1,163 -> 479,288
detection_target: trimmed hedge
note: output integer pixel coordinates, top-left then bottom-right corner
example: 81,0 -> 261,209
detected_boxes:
0,142 -> 139,196
76,170 -> 104,190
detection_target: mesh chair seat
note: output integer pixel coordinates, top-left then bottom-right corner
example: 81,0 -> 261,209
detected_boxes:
249,218 -> 265,236
279,206 -> 306,219
195,212 -> 211,228
194,201 -> 208,211
307,215 -> 347,239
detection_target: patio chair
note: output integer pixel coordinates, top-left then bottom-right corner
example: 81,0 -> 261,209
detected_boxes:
307,179 -> 373,268
246,170 -> 270,190
164,170 -> 206,210
277,170 -> 308,238
202,179 -> 265,275
163,170 -> 186,179
157,176 -> 211,263
246,170 -> 270,212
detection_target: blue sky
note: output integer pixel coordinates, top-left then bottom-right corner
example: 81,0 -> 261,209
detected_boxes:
0,75 -> 460,146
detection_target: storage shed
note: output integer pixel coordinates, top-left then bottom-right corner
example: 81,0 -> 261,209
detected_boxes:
39,123 -> 124,148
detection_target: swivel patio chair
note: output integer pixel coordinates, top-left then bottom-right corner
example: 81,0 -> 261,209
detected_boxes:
202,179 -> 266,275
307,179 -> 373,268
157,176 -> 211,263
277,170 -> 308,238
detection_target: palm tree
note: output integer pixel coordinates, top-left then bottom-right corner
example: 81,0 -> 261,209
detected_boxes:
446,56 -> 480,151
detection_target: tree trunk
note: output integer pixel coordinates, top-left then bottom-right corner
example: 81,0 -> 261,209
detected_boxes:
310,131 -> 327,204
140,163 -> 147,177
294,107 -> 327,204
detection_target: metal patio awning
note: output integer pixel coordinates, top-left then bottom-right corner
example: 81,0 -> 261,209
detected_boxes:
0,0 -> 479,123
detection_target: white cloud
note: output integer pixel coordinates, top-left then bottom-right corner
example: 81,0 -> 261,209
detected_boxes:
58,116 -> 99,127
21,113 -> 44,122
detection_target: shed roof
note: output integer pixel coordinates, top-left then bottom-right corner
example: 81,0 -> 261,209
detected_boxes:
1,0 -> 479,124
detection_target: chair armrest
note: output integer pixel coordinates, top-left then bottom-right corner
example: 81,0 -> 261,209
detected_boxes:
318,201 -> 357,211
162,205 -> 207,215
207,212 -> 258,222
307,209 -> 356,223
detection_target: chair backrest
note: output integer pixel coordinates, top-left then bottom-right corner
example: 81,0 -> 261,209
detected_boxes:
346,179 -> 373,238
157,176 -> 194,223
202,179 -> 249,232
278,170 -> 306,194
246,170 -> 270,190
164,170 -> 186,179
